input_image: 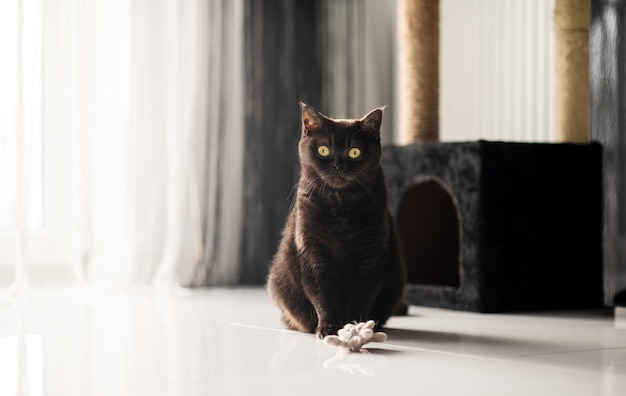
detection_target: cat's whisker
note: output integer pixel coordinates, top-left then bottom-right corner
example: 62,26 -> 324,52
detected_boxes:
299,175 -> 327,199
288,182 -> 301,209
354,177 -> 375,206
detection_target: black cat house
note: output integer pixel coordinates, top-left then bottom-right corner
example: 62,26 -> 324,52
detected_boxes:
382,141 -> 603,313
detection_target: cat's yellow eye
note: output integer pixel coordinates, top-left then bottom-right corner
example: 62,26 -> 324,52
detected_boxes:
348,147 -> 361,159
318,145 -> 330,157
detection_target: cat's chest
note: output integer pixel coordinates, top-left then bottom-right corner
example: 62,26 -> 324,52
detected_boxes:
310,214 -> 385,269
296,190 -> 385,242
308,197 -> 364,229
322,191 -> 373,217
300,204 -> 383,245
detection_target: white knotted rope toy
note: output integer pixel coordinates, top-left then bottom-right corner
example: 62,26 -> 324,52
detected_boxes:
323,320 -> 387,352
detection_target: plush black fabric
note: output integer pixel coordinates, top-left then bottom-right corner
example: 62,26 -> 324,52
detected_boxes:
615,290 -> 626,307
384,142 -> 482,311
241,0 -> 323,283
383,141 -> 603,312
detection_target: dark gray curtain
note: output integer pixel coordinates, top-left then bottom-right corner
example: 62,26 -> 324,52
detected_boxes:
590,0 -> 626,304
200,0 -> 396,285
239,0 -> 323,284
322,0 -> 398,143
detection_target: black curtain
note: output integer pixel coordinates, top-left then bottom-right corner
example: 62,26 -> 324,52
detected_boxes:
590,0 -> 626,304
240,0 -> 323,283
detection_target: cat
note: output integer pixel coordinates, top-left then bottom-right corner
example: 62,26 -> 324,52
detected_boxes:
267,102 -> 406,339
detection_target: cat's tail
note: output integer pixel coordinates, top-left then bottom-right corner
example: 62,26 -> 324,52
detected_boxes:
394,299 -> 410,316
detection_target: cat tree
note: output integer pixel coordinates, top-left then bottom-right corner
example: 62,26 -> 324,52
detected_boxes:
397,0 -> 439,143
391,0 -> 602,312
554,0 -> 590,143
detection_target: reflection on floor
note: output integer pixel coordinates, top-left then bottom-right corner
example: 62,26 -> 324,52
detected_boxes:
0,287 -> 624,396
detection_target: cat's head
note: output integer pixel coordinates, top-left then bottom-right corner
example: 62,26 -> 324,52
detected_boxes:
298,102 -> 384,190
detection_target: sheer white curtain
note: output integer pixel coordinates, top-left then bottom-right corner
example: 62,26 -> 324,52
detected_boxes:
65,0 -> 245,288
1,0 -> 44,291
63,0 -> 205,287
54,0 -> 243,289
1,0 -> 245,290
202,0 -> 245,285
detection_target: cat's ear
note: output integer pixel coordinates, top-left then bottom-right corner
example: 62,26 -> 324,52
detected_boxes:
361,106 -> 385,135
299,102 -> 325,136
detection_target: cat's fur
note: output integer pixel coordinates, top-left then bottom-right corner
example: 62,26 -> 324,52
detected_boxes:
267,103 -> 406,339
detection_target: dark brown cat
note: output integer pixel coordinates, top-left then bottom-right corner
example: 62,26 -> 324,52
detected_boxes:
267,103 -> 406,339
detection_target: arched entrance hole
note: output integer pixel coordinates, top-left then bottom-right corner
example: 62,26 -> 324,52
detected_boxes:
397,178 -> 461,288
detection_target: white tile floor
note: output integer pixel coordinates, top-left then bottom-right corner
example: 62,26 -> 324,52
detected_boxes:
0,287 -> 624,396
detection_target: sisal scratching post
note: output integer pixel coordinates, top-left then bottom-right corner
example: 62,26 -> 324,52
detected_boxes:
398,0 -> 439,144
554,0 -> 590,143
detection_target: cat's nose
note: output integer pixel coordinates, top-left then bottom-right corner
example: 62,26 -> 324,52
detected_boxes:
333,160 -> 343,170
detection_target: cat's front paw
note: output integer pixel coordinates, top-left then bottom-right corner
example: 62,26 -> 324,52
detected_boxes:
316,323 -> 342,339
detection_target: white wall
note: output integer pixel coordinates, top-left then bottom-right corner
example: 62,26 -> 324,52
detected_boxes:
440,0 -> 556,142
